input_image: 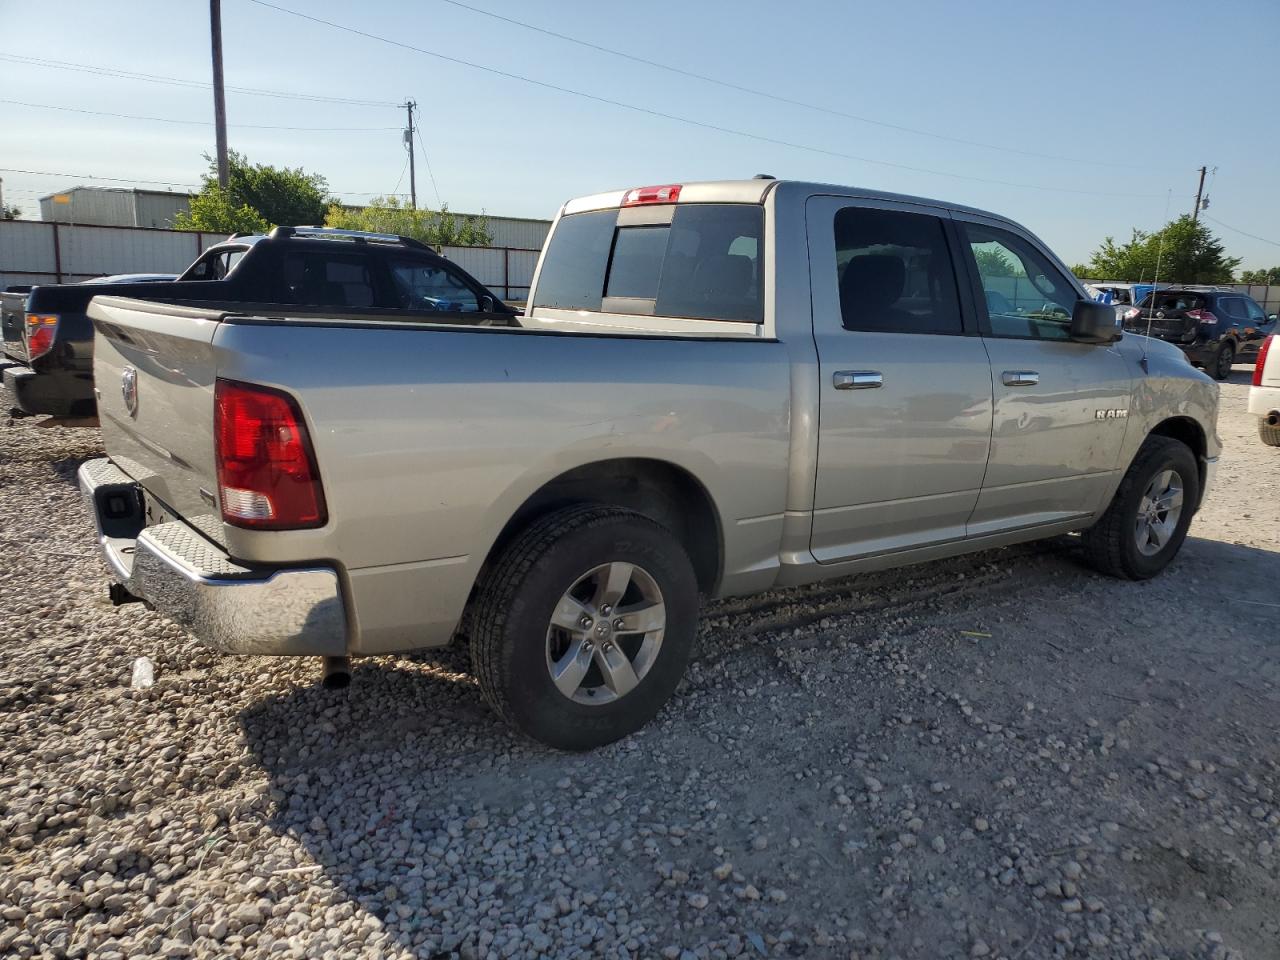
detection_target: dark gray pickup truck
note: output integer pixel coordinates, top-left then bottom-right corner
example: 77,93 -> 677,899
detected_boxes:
2,227 -> 513,417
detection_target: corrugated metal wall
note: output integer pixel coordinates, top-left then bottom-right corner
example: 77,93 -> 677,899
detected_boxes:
1,222 -> 228,288
134,193 -> 190,229
30,188 -> 549,247
39,189 -> 137,226
480,217 -> 551,250
1,221 -> 540,299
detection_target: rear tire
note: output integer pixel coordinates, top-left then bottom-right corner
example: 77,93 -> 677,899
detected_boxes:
1081,436 -> 1199,580
1260,419 -> 1280,447
1211,342 -> 1235,380
469,504 -> 699,750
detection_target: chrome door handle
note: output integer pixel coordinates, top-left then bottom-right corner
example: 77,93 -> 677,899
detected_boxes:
1001,370 -> 1040,386
834,370 -> 883,390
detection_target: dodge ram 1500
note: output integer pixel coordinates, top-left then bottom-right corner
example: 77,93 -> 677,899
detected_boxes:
79,179 -> 1220,749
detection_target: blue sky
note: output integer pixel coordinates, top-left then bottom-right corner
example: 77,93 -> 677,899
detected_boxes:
2,0 -> 1277,268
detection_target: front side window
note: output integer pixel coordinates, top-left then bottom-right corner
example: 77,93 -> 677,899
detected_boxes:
533,204 -> 764,322
279,254 -> 375,307
1243,298 -> 1268,324
833,207 -> 962,335
962,224 -> 1077,340
388,260 -> 481,312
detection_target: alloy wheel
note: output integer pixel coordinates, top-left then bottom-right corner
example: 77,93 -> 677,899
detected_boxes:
545,561 -> 666,705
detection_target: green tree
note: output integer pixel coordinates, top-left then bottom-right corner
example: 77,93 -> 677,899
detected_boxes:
176,151 -> 332,231
324,196 -> 492,247
974,247 -> 1021,278
1239,266 -> 1280,284
1069,264 -> 1091,278
1084,215 -> 1240,284
172,186 -> 270,234
0,203 -> 20,220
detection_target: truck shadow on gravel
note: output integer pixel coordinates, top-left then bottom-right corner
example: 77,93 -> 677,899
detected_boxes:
235,534 -> 1279,959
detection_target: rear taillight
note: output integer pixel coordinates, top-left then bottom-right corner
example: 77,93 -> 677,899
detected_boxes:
620,184 -> 682,206
1185,309 -> 1217,324
24,313 -> 59,360
1255,335 -> 1274,387
1123,308 -> 1141,322
214,378 -> 327,530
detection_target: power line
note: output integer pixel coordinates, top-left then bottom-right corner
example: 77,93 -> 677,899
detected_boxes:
0,52 -> 399,108
391,153 -> 411,199
0,98 -> 401,131
0,167 -> 199,188
1202,215 -> 1280,249
244,0 -> 1164,200
414,126 -> 444,209
434,0 -> 1155,172
0,167 -> 413,198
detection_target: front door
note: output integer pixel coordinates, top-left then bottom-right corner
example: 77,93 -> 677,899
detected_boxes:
954,216 -> 1133,535
807,197 -> 993,562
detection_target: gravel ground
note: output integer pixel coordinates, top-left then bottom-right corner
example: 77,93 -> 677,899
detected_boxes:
2,371 -> 1277,960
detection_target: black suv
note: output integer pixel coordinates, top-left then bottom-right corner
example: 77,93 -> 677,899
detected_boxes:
1122,288 -> 1276,380
2,227 -> 514,418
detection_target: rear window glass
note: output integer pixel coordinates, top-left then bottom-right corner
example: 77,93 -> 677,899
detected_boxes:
606,226 -> 668,299
1139,292 -> 1207,312
531,210 -> 616,312
533,204 -> 765,323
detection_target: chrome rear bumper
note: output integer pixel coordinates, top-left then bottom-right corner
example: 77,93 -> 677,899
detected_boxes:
78,458 -> 347,656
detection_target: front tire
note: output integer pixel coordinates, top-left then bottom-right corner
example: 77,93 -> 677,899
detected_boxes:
470,505 -> 699,750
1081,436 -> 1199,580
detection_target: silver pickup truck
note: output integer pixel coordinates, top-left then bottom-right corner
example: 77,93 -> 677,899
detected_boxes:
79,179 -> 1220,749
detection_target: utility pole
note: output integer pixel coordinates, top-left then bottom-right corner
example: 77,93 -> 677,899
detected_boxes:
210,0 -> 230,189
1192,165 -> 1207,222
404,100 -> 417,210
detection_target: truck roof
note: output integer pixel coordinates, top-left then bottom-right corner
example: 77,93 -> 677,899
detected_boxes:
561,178 -> 1026,230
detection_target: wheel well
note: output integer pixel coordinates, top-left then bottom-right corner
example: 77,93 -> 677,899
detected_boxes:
1147,416 -> 1208,503
481,458 -> 723,596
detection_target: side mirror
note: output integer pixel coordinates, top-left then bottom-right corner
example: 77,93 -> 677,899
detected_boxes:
480,295 -> 494,313
1070,299 -> 1122,344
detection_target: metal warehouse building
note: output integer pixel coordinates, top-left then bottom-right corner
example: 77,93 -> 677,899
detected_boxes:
39,187 -> 192,230
37,186 -> 551,249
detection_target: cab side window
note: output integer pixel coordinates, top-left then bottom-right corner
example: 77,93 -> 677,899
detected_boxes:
1242,298 -> 1268,325
833,207 -> 962,335
388,260 -> 481,312
962,224 -> 1078,341
182,247 -> 246,282
279,254 -> 376,308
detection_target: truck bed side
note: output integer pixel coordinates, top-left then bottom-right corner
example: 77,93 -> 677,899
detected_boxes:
91,297 -> 794,653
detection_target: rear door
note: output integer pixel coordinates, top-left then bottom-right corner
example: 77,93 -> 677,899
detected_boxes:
806,197 -> 993,562
954,216 -> 1133,534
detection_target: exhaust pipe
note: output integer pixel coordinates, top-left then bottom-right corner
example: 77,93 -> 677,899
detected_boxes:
1267,412 -> 1280,426
321,656 -> 351,690
108,582 -> 145,606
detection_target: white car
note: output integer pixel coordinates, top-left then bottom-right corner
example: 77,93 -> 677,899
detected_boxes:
1249,334 -> 1280,445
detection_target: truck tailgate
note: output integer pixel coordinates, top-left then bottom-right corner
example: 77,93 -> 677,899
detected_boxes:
2,292 -> 28,361
89,296 -> 227,547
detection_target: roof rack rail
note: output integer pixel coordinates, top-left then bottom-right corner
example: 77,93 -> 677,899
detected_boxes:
269,225 -> 432,251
